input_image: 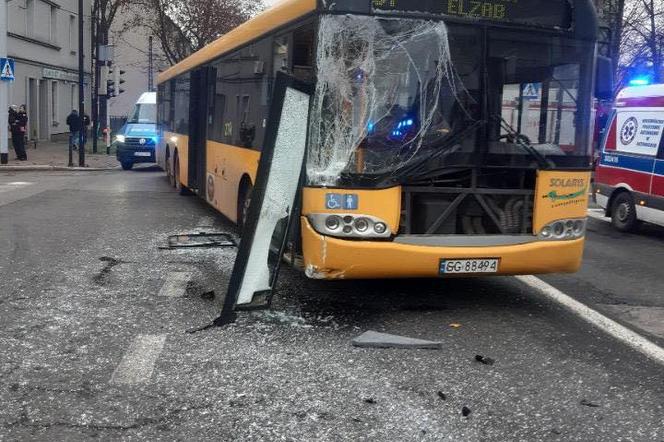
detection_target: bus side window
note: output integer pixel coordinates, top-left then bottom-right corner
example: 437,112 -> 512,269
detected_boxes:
273,35 -> 290,76
293,26 -> 315,82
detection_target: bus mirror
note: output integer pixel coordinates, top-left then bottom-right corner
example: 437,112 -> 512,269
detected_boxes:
595,56 -> 613,100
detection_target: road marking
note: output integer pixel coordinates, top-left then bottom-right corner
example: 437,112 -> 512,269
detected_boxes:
517,275 -> 664,366
197,216 -> 216,228
158,272 -> 192,298
110,334 -> 166,385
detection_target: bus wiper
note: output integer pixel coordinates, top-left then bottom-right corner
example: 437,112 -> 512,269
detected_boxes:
493,116 -> 552,169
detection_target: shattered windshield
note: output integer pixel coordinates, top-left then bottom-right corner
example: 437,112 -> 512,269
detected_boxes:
307,15 -> 595,187
308,15 -> 478,187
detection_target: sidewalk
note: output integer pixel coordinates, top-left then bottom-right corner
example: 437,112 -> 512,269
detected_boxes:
1,140 -> 119,171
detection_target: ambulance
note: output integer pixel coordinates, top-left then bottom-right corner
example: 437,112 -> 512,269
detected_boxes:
595,84 -> 664,231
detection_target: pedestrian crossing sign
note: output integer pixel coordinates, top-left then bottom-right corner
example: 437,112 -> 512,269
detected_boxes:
1,58 -> 15,82
522,83 -> 540,100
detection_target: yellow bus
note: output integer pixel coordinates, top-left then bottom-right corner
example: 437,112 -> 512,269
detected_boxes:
157,0 -> 609,280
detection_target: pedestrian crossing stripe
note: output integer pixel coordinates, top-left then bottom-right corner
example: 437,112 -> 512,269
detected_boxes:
1,58 -> 15,81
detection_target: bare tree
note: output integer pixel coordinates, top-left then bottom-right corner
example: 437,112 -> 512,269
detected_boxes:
128,0 -> 264,66
617,0 -> 664,87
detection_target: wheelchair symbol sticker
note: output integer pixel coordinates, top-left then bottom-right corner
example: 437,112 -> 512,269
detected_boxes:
326,193 -> 343,209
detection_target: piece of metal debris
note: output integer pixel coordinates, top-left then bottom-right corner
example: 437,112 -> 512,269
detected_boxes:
580,399 -> 600,408
351,331 -> 442,350
475,355 -> 495,365
161,232 -> 236,250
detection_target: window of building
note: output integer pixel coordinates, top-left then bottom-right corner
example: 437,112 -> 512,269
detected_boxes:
70,84 -> 76,110
51,81 -> 58,124
26,0 -> 35,37
69,15 -> 76,52
50,5 -> 58,44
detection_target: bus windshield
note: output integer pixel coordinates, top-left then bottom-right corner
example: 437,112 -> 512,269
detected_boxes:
128,103 -> 157,124
307,15 -> 595,187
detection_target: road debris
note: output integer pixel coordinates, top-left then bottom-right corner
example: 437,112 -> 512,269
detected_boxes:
161,232 -> 236,249
449,323 -> 462,329
580,399 -> 600,408
364,398 -> 377,404
475,355 -> 495,365
462,406 -> 472,417
437,391 -> 447,401
351,331 -> 442,349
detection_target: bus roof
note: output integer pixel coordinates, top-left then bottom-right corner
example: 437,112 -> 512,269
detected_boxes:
157,0 -> 316,84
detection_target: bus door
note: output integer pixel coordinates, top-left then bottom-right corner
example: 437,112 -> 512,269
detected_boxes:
187,66 -> 216,194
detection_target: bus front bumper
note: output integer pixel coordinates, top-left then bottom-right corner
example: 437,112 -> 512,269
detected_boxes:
301,218 -> 585,280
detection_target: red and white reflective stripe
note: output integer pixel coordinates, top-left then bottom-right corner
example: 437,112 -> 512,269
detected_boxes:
616,96 -> 664,108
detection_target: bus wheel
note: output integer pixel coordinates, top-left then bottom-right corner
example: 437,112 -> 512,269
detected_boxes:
121,161 -> 133,171
611,192 -> 638,232
174,155 -> 185,195
237,180 -> 253,232
166,151 -> 175,187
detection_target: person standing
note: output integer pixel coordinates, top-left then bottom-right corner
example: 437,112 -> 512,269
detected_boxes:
66,109 -> 82,151
10,105 -> 27,161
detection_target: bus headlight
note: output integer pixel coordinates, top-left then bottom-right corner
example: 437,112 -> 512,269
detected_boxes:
308,214 -> 392,239
539,218 -> 587,241
116,134 -> 126,143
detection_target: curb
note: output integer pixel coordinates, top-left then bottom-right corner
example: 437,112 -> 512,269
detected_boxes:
0,165 -> 119,172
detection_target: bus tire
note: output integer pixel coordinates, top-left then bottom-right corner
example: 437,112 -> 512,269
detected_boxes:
121,161 -> 133,171
610,192 -> 638,232
237,178 -> 253,232
166,148 -> 175,187
174,154 -> 188,195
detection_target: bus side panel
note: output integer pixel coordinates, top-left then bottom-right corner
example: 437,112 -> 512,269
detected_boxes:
206,140 -> 260,223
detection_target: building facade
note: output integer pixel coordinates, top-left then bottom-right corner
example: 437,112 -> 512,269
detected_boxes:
108,5 -> 166,119
6,0 -> 92,141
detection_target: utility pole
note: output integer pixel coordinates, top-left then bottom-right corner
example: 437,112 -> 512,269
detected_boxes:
0,0 -> 8,165
148,36 -> 154,92
92,0 -> 98,154
78,0 -> 85,167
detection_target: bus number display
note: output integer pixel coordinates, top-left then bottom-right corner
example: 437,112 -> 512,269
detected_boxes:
372,0 -> 571,29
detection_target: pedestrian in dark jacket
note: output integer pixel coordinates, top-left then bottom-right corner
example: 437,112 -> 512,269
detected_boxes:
9,104 -> 27,161
66,110 -> 82,151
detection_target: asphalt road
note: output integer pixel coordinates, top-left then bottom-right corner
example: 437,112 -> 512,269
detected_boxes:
0,168 -> 662,441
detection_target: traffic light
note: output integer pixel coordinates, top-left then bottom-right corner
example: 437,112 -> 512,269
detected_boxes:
107,68 -> 126,98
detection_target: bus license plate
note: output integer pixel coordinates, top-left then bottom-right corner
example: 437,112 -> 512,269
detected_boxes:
440,259 -> 499,275
134,152 -> 151,157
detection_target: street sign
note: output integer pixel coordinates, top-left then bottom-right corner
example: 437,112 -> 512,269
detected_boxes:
522,83 -> 540,100
1,58 -> 15,81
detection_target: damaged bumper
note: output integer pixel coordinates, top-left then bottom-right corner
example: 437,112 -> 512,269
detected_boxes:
301,218 -> 584,280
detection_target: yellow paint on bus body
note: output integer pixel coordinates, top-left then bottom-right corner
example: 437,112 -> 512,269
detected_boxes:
205,141 -> 260,223
301,187 -> 402,233
300,170 -> 591,279
533,170 -> 592,232
158,0 -> 317,84
165,131 -> 189,187
301,219 -> 585,279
